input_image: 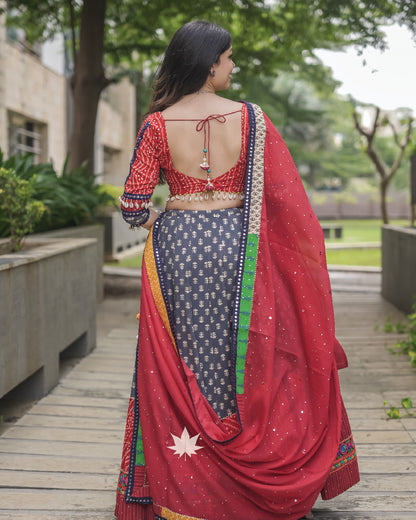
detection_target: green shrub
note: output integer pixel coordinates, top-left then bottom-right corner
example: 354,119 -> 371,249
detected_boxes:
0,167 -> 45,251
387,303 -> 416,368
0,151 -> 114,237
97,183 -> 123,204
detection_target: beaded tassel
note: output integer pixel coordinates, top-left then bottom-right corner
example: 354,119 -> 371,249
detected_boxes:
200,147 -> 215,192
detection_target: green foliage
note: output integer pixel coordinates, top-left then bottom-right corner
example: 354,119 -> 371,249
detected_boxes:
0,151 -> 113,238
385,303 -> 416,368
4,0 -> 416,191
384,316 -> 394,333
0,167 -> 45,251
4,0 -> 415,89
96,184 -> 123,206
384,397 -> 416,419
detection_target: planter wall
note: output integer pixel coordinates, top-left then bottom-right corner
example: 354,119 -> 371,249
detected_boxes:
382,225 -> 416,314
98,211 -> 147,260
36,224 -> 104,302
0,237 -> 97,400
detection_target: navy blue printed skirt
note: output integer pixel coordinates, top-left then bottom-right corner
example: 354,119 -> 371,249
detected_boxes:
156,208 -> 243,419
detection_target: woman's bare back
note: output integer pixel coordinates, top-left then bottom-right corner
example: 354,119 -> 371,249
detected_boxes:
162,95 -> 245,211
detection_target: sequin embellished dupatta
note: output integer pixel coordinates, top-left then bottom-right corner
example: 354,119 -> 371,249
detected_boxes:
115,102 -> 359,520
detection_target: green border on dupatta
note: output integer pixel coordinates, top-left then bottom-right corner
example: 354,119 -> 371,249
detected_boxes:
236,104 -> 266,395
135,420 -> 145,465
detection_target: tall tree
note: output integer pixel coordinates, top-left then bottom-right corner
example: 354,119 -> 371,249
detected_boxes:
69,0 -> 107,174
3,0 -> 415,174
353,106 -> 414,223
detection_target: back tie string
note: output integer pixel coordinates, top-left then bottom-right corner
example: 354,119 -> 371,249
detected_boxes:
164,109 -> 241,192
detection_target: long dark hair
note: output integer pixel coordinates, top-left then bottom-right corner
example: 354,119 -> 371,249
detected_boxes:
148,21 -> 231,114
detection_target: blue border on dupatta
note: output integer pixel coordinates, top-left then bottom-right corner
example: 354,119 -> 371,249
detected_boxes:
125,334 -> 153,504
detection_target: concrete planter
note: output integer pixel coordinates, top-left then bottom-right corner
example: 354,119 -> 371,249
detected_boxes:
0,236 -> 97,400
36,224 -> 104,302
98,211 -> 147,260
382,225 -> 416,313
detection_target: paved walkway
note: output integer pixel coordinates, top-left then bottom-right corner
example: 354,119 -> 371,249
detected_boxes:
0,279 -> 415,519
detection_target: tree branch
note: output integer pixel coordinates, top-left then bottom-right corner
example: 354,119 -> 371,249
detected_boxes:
353,108 -> 387,179
366,146 -> 388,180
386,119 -> 401,147
387,117 -> 414,183
353,110 -> 371,138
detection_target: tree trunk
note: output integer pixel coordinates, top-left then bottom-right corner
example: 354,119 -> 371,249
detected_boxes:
135,69 -> 144,133
68,0 -> 107,174
380,180 -> 389,224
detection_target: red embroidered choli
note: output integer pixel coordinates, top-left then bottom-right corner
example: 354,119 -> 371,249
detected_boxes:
120,105 -> 249,226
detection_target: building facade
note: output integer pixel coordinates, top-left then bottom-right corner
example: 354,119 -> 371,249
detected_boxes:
0,17 -> 135,185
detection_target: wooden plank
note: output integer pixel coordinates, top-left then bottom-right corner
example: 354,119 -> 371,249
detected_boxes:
0,489 -> 115,511
0,290 -> 414,518
57,378 -> 130,391
17,414 -> 125,431
383,390 -> 416,401
50,386 -> 128,399
28,403 -> 127,420
0,513 -> 115,520
354,430 -> 413,444
316,493 -> 416,512
28,401 -> 127,421
354,474 -> 416,492
40,394 -> 128,409
349,418 -> 404,430
75,356 -> 133,367
0,439 -> 122,459
107,328 -> 138,338
2,425 -> 121,444
0,469 -> 116,490
0,509 -> 114,520
357,456 -> 416,473
357,444 -> 416,457
341,392 -> 387,408
408,430 -> 416,442
344,409 -> 386,419
312,512 -> 416,520
0,453 -> 119,473
64,371 -> 132,382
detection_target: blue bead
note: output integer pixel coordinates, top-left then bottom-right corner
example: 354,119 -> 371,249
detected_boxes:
203,148 -> 207,153
207,169 -> 211,173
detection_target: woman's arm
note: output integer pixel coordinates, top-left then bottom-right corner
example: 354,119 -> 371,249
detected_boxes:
121,117 -> 161,229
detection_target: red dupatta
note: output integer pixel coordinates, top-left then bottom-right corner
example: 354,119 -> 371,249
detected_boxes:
115,102 -> 358,520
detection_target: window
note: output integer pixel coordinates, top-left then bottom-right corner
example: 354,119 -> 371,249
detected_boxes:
8,113 -> 47,164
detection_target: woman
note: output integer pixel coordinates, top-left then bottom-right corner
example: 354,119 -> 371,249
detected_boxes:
115,20 -> 359,520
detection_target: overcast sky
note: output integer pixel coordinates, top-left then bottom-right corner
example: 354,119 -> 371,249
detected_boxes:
315,24 -> 416,113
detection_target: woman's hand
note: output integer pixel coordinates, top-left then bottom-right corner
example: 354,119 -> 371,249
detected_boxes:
141,208 -> 160,230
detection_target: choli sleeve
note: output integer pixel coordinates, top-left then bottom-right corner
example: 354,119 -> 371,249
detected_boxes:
120,116 -> 160,227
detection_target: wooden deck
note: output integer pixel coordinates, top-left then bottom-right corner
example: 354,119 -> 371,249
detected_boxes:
0,289 -> 415,519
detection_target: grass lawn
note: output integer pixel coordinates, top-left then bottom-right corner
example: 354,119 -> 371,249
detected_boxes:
322,218 -> 408,243
321,219 -> 409,266
106,253 -> 143,269
106,219 -> 407,269
326,248 -> 381,267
